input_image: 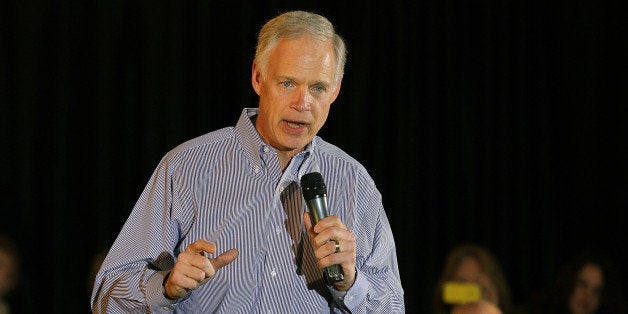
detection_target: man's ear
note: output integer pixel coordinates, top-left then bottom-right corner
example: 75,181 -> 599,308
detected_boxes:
329,78 -> 343,103
251,62 -> 262,96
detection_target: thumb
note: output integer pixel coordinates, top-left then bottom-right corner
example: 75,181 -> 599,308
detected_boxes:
303,212 -> 318,238
303,212 -> 313,231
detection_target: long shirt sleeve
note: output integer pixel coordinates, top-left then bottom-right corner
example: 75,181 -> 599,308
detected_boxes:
91,108 -> 405,313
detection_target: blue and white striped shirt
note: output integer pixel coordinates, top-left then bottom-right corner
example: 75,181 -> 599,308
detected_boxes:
91,108 -> 404,313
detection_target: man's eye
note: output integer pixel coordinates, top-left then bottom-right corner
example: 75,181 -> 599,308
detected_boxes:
282,81 -> 293,88
312,86 -> 325,93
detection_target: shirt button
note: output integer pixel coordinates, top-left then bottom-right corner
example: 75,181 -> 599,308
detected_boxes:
253,166 -> 260,173
279,186 -> 284,192
271,268 -> 277,277
346,294 -> 354,301
263,146 -> 270,153
275,226 -> 281,234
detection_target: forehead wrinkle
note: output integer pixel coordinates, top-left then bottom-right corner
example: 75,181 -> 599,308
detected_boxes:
269,38 -> 335,87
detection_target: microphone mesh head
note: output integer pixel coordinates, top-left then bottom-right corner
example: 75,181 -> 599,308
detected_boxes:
300,172 -> 327,200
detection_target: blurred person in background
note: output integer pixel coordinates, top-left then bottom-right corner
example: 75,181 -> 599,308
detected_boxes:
521,250 -> 627,314
0,234 -> 20,314
432,243 -> 513,314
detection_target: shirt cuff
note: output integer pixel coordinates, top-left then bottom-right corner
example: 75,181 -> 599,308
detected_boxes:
146,270 -> 188,312
329,270 -> 368,309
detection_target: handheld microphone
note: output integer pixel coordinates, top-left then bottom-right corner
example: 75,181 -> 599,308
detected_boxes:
300,172 -> 344,285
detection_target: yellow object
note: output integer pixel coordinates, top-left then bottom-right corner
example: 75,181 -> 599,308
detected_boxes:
443,281 -> 481,304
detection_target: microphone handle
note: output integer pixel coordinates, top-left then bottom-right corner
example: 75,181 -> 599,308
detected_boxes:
305,195 -> 344,285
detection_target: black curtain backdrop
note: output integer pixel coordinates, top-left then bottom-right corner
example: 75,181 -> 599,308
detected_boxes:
1,1 -> 626,313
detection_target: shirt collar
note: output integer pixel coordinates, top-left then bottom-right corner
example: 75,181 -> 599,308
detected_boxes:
234,108 -> 318,173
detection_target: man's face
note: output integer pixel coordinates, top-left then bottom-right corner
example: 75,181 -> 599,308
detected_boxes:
251,36 -> 341,154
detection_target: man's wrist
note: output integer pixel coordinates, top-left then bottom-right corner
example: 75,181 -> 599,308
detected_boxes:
333,267 -> 357,291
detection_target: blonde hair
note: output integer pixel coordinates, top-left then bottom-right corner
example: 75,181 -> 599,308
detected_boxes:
254,11 -> 347,86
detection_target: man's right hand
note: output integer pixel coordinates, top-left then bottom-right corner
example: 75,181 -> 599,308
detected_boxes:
164,240 -> 239,299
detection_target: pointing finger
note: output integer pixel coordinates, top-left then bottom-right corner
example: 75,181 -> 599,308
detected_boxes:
211,249 -> 239,270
